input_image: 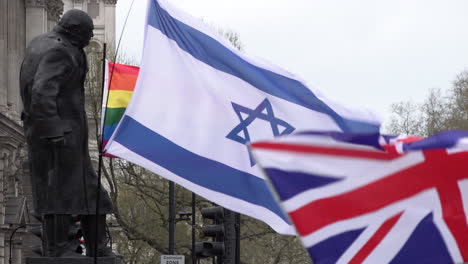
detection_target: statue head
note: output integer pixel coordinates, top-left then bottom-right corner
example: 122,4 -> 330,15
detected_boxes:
55,9 -> 94,49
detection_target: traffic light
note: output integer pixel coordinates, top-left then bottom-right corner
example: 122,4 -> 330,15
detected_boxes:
195,206 -> 224,258
195,205 -> 237,264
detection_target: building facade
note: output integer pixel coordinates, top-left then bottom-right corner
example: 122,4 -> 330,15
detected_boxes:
63,0 -> 117,49
0,1 -> 117,263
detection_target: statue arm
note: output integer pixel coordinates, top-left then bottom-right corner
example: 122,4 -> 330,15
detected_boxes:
30,47 -> 73,139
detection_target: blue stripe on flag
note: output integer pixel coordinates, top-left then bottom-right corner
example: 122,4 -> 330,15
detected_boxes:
148,0 -> 379,134
389,212 -> 453,264
103,124 -> 118,141
265,168 -> 342,201
114,115 -> 290,223
308,228 -> 365,264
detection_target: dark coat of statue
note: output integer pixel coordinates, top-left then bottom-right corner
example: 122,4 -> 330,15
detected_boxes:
19,10 -> 113,217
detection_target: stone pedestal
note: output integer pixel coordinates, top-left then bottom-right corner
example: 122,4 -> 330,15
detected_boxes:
26,256 -> 122,264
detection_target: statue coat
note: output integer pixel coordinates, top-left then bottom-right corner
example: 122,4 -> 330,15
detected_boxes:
20,31 -> 113,216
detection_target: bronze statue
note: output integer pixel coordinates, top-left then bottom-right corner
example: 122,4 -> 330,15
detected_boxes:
20,9 -> 113,258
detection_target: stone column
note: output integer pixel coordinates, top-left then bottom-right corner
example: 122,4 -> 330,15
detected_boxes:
62,0 -> 72,13
0,0 -> 9,110
6,0 -> 16,112
25,0 -> 48,46
6,0 -> 18,113
103,0 -> 117,51
0,148 -> 7,227
73,0 -> 84,10
0,149 -> 6,264
6,0 -> 26,117
15,0 -> 26,117
12,245 -> 21,264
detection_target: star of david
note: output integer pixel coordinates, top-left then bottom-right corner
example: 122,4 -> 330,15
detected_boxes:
226,98 -> 295,166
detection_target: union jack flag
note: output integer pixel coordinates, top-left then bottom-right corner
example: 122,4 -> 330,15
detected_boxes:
251,130 -> 468,264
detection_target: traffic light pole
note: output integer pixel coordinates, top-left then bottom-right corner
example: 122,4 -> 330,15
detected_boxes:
222,209 -> 236,264
169,181 -> 175,254
235,213 -> 240,264
192,192 -> 196,264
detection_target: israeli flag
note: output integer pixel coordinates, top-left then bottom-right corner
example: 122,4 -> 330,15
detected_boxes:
105,0 -> 381,234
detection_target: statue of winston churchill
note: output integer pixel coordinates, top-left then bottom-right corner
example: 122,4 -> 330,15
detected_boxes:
19,9 -> 114,258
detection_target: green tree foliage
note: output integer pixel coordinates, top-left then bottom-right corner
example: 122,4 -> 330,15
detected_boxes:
386,70 -> 468,136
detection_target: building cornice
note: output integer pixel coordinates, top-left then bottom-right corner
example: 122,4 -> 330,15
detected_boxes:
25,0 -> 45,7
103,0 -> 117,5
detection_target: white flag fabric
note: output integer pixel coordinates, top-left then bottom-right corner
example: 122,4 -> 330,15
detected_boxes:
105,0 -> 381,234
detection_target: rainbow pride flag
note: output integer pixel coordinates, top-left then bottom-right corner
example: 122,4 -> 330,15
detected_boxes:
101,61 -> 140,155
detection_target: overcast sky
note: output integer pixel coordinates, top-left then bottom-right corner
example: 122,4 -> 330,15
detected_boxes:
116,0 -> 468,127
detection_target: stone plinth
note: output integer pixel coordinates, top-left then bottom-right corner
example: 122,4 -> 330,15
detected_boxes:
26,256 -> 122,264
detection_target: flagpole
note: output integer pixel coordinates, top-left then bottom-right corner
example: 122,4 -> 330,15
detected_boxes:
94,0 -> 136,261
94,42 -> 108,264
